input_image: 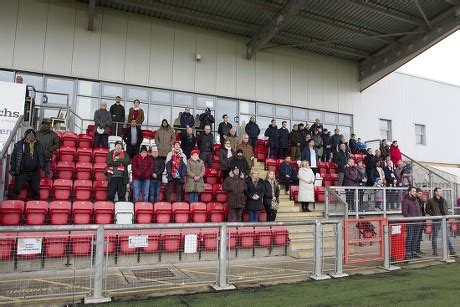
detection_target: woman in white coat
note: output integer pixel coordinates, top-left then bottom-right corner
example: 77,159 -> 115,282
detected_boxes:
298,160 -> 315,212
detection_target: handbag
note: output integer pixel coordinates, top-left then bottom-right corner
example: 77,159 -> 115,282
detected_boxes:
271,198 -> 279,210
96,126 -> 105,134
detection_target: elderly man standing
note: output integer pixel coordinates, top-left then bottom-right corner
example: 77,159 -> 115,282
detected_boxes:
36,119 -> 59,179
180,107 -> 195,130
237,134 -> 255,170
93,101 -> 112,148
198,125 -> 214,168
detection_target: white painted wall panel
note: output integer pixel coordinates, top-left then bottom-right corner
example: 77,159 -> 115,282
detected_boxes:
124,15 -> 151,86
322,57 -> 338,112
273,51 -> 291,106
195,31 -> 216,95
216,36 -> 237,98
337,61 -> 352,114
290,51 -> 307,108
149,20 -> 174,89
43,0 -> 76,75
306,53 -> 323,110
99,9 -> 127,83
0,0 -> 18,68
236,40 -> 256,100
13,0 -> 48,72
255,51 -> 274,103
172,26 -> 196,92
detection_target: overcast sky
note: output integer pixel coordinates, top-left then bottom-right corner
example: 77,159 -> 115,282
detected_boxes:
396,30 -> 460,86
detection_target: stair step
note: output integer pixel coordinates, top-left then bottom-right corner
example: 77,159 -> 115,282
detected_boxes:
292,249 -> 336,258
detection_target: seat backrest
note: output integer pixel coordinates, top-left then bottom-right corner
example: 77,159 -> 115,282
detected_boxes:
54,179 -> 73,188
207,202 -> 224,212
172,202 -> 189,212
115,202 -> 134,212
74,180 -> 92,189
94,180 -> 108,189
135,202 -> 153,213
94,201 -> 114,211
73,201 -> 93,212
190,202 -> 207,212
1,200 -> 25,211
49,201 -> 71,211
154,202 -> 172,212
26,200 -> 48,211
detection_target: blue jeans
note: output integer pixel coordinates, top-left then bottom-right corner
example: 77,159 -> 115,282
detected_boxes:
405,224 -> 421,259
248,210 -> 259,222
189,193 -> 199,203
149,179 -> 161,203
133,179 -> 150,203
432,223 -> 454,252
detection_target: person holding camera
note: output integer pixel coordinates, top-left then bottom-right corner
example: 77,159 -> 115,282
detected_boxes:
198,107 -> 215,131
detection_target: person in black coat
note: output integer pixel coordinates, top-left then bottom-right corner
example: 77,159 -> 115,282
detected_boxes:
263,171 -> 280,222
277,121 -> 290,159
264,119 -> 279,159
334,143 -> 349,186
289,124 -> 302,161
245,169 -> 265,222
279,156 -> 298,194
123,120 -> 143,158
229,149 -> 250,177
364,148 -> 375,186
309,118 -> 323,135
301,139 -> 319,173
180,127 -> 196,159
298,123 -> 309,153
245,116 -> 260,152
349,134 -> 359,154
198,125 -> 214,167
383,160 -> 398,187
198,107 -> 215,130
149,147 -> 165,203
329,128 -> 343,156
321,129 -> 331,161
217,114 -> 232,146
179,107 -> 195,129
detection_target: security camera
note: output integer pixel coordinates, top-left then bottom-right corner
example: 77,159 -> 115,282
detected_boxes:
195,53 -> 202,61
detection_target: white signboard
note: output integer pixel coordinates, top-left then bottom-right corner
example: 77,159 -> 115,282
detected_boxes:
128,235 -> 148,248
184,234 -> 198,254
0,81 -> 26,151
391,225 -> 402,235
17,238 -> 42,255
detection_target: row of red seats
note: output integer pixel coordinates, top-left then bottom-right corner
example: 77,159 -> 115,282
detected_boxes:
289,186 -> 327,203
56,146 -> 108,163
0,226 -> 288,260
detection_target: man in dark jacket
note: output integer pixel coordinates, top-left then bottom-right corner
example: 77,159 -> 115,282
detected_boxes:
349,134 -> 359,154
364,148 -> 375,186
321,129 -> 331,162
94,101 -> 112,148
415,188 -> 426,255
217,114 -> 232,146
229,149 -> 250,177
289,124 -> 301,161
180,127 -> 196,159
329,128 -> 343,157
123,119 -> 143,158
109,96 -> 125,136
380,139 -> 390,159
245,170 -> 265,222
245,116 -> 260,152
131,145 -> 153,203
180,107 -> 195,129
149,147 -> 165,203
10,129 -> 44,200
106,141 -> 130,202
277,121 -> 289,159
343,159 -> 360,207
309,118 -> 323,135
402,187 -> 423,260
301,139 -> 319,173
426,188 -> 456,256
334,143 -> 349,186
223,166 -> 247,222
298,123 -> 309,153
264,119 -> 279,159
36,119 -> 59,179
198,107 -> 215,130
279,156 -> 298,194
198,125 -> 214,167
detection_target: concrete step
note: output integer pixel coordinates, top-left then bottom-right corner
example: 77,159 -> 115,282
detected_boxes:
277,206 -> 301,213
290,240 -> 336,251
291,249 -> 336,258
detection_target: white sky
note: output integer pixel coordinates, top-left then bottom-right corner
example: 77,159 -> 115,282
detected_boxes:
396,30 -> 460,86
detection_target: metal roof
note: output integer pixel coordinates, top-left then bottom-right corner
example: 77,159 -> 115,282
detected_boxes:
82,0 -> 460,90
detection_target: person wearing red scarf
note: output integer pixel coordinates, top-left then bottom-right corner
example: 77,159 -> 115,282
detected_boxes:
165,141 -> 187,202
106,141 -> 130,201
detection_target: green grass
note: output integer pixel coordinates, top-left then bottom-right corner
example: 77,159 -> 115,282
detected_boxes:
103,263 -> 460,307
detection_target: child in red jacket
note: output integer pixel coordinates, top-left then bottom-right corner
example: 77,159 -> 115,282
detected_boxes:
131,145 -> 153,203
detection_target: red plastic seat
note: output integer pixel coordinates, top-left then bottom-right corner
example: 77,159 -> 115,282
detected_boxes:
39,178 -> 53,201
258,207 -> 267,222
93,180 -> 108,201
53,179 -> 72,201
118,230 -> 141,255
49,201 -> 71,225
200,183 -> 214,202
228,227 -> 238,249
0,200 -> 24,225
8,179 -> 29,201
25,201 -> 48,225
213,184 -> 228,203
0,233 -> 17,260
205,168 -> 220,185
238,227 -> 255,249
78,134 -> 93,149
70,231 -> 94,256
86,125 -> 95,136
272,226 -> 289,246
190,202 -> 207,223
153,202 -> 172,224
290,186 -> 299,201
265,159 -> 277,172
44,231 -> 69,257
56,161 -> 74,180
76,147 -> 93,163
93,148 -> 109,163
72,201 -> 93,224
201,228 -> 219,251
59,146 -> 76,162
61,132 -> 78,147
140,229 -> 161,253
315,186 -> 325,202
93,163 -> 107,181
161,229 -> 182,253
75,162 -> 92,180
172,202 -> 189,223
207,202 -> 225,223
74,180 -> 93,201
135,202 -> 153,224
93,201 -> 114,224
256,226 -> 272,247
142,130 -> 154,140
318,162 -> 328,169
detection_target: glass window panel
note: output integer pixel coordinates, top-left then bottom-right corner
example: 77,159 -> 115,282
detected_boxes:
323,124 -> 336,134
19,74 -> 43,90
258,116 -> 275,136
46,78 -> 73,94
258,103 -> 274,116
196,95 -> 215,109
149,105 -> 171,127
174,93 -> 193,107
415,124 -> 423,134
216,99 -> 238,131
76,97 -> 101,122
308,110 -> 322,122
172,106 -> 194,130
0,70 -> 14,82
324,112 -> 337,124
128,87 -> 147,101
240,101 -> 256,114
338,126 -> 351,140
276,106 -> 291,118
78,80 -> 100,97
380,119 -> 390,129
43,93 -> 68,106
102,83 -> 123,97
151,90 -> 171,104
338,114 -> 352,126
292,107 -> 307,120
238,114 -> 251,137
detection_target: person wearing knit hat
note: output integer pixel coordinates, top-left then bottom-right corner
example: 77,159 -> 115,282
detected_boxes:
155,119 -> 175,159
165,140 -> 187,164
37,119 -> 59,179
185,149 -> 205,203
223,165 -> 247,222
229,148 -> 249,177
107,139 -> 130,202
10,128 -> 44,200
131,144 -> 153,203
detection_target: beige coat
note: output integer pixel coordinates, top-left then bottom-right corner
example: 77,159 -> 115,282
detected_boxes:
227,135 -> 240,151
155,127 -> 175,157
237,142 -> 254,168
298,167 -> 315,202
185,159 -> 205,193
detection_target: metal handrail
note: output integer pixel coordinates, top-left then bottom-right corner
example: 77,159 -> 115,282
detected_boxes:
401,152 -> 452,184
325,186 -> 350,218
0,115 -> 24,160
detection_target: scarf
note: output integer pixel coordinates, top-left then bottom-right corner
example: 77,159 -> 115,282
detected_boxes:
27,140 -> 36,158
107,151 -> 125,174
171,150 -> 183,177
225,147 -> 232,159
268,179 -> 279,210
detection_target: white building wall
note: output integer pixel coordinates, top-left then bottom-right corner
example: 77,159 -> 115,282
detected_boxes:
0,0 -> 358,113
356,72 -> 460,165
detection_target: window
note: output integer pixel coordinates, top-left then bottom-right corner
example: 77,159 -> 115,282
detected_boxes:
380,119 -> 392,141
324,112 -> 337,124
127,87 -> 147,101
292,107 -> 307,120
240,101 -> 256,114
415,124 -> 426,145
149,105 -> 171,127
276,106 -> 291,118
102,83 -> 123,97
174,93 -> 193,107
308,111 -> 322,122
338,114 -> 352,126
196,95 -> 215,109
19,74 -> 44,90
258,103 -> 274,116
78,80 -> 100,97
0,70 -> 14,82
151,90 -> 171,104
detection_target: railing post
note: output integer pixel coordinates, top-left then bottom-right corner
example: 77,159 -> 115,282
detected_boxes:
354,189 -> 359,218
325,188 -> 329,218
212,223 -> 235,290
84,225 -> 111,304
383,188 -> 387,218
441,217 -> 455,263
310,220 -> 331,280
331,220 -> 348,278
379,224 -> 400,271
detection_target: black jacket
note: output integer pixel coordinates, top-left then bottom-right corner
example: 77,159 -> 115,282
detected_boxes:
36,129 -> 59,160
278,127 -> 289,149
264,125 -> 279,148
321,132 -> 331,150
289,130 -> 301,146
245,178 -> 265,211
349,138 -> 359,154
109,103 -> 125,123
198,133 -> 214,153
309,123 -> 323,134
180,112 -> 195,128
229,156 -> 249,176
279,162 -> 297,181
10,140 -> 45,175
334,150 -> 349,173
123,126 -> 143,150
181,133 -> 196,159
245,121 -> 260,139
299,129 -> 309,151
198,112 -> 215,130
262,180 -> 280,207
151,157 -> 165,180
329,134 -> 343,152
383,166 -> 398,186
301,147 -> 319,167
218,122 -> 232,140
